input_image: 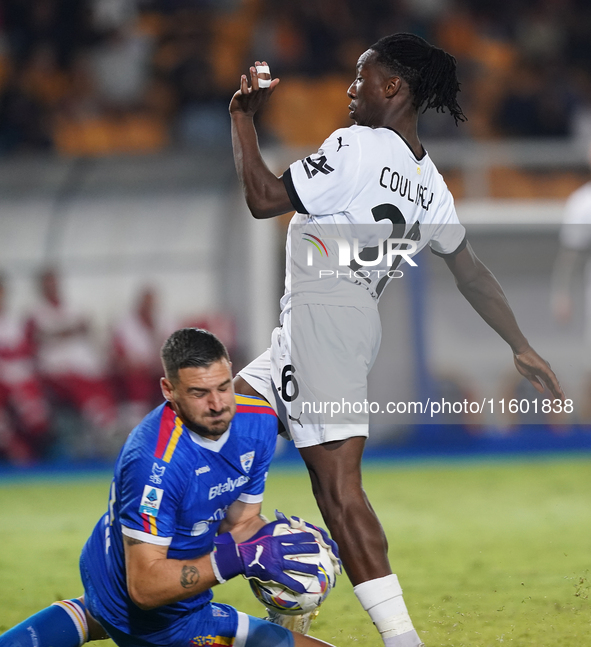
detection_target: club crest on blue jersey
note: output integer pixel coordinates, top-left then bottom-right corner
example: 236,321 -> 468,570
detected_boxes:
149,462 -> 166,484
139,485 -> 164,517
240,451 -> 255,473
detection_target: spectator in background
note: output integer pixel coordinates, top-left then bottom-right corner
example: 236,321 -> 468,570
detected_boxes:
2,0 -> 90,70
89,26 -> 154,113
89,0 -> 156,115
28,268 -> 118,448
1,0 -> 591,154
0,273 -> 50,463
495,59 -> 574,138
252,0 -> 399,79
495,62 -> 545,137
111,286 -> 176,426
159,10 -> 231,147
0,68 -> 53,153
0,0 -> 93,154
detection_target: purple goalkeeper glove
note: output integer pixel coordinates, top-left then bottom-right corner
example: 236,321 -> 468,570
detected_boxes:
275,510 -> 342,576
211,524 -> 320,593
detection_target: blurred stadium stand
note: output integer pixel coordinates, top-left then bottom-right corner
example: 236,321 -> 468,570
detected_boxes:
0,0 -> 590,464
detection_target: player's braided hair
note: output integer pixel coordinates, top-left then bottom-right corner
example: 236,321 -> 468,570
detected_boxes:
161,328 -> 230,381
370,33 -> 467,125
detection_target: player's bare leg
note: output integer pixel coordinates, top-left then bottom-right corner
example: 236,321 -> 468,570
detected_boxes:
235,378 -> 386,579
299,438 -> 389,583
299,438 -> 423,647
234,376 -> 262,398
232,377 -> 422,646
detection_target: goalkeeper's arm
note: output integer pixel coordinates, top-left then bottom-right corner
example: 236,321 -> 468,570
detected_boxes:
218,499 -> 268,542
123,501 -> 318,610
123,535 -> 220,610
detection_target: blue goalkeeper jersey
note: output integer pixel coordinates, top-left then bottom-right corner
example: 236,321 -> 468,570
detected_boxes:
81,395 -> 277,635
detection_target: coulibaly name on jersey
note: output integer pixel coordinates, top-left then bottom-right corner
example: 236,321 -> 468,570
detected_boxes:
208,475 -> 250,500
379,167 -> 434,211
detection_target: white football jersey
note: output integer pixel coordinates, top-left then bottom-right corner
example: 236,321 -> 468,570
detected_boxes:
280,125 -> 466,319
560,181 -> 591,250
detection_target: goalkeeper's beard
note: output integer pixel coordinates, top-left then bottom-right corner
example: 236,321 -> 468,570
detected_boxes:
181,407 -> 233,439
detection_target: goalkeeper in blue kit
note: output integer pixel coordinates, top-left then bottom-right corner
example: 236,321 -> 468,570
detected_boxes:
0,328 -> 339,647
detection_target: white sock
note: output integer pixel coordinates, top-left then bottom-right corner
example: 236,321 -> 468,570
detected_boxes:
354,574 -> 422,646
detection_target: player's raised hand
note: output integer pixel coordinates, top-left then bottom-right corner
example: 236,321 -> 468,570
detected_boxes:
229,60 -> 280,117
513,347 -> 565,400
212,528 -> 319,593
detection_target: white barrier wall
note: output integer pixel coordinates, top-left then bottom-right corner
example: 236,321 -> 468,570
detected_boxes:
0,193 -> 216,334
0,154 -> 281,361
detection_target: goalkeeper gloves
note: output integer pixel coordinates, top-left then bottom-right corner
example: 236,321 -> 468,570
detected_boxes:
211,522 -> 320,593
275,510 -> 342,576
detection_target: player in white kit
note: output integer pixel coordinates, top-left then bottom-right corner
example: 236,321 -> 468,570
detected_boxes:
230,34 -> 565,647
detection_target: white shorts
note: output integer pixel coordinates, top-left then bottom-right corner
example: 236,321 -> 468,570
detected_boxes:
238,303 -> 382,448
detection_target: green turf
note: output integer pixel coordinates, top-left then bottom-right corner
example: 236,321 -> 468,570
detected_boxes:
1,457 -> 590,646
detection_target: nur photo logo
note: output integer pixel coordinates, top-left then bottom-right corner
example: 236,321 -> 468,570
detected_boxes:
303,233 -> 418,268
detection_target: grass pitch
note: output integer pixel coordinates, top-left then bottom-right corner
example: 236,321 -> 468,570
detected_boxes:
1,456 -> 590,646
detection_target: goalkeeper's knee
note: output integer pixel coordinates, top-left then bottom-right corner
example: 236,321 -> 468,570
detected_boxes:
244,615 -> 295,647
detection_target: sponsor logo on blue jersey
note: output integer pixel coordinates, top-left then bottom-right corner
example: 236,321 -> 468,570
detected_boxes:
191,521 -> 210,536
149,462 -> 166,484
208,475 -> 250,500
195,465 -> 211,476
188,505 -> 230,537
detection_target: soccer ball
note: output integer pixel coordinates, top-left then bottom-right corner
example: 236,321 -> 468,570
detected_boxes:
249,521 -> 337,615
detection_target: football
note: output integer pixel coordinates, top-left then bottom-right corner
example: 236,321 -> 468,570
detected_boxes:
249,520 -> 338,615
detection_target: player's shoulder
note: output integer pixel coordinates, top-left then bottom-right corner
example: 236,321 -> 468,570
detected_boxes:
234,393 -> 277,417
321,126 -> 364,150
337,124 -> 383,145
346,124 -> 405,147
119,402 -> 188,470
342,126 -> 430,165
320,126 -> 402,172
232,394 -> 277,438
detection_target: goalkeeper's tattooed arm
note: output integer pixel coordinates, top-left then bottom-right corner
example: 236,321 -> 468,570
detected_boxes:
180,565 -> 200,589
123,500 -> 318,609
123,535 -> 218,610
124,501 -> 268,608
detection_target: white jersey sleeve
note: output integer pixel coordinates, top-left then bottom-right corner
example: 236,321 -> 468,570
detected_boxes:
282,128 -> 362,216
428,188 -> 466,257
560,183 -> 591,251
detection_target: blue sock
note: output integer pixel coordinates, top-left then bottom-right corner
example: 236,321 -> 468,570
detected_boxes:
0,599 -> 88,647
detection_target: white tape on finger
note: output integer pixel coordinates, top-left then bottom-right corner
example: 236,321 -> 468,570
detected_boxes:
256,64 -> 272,88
